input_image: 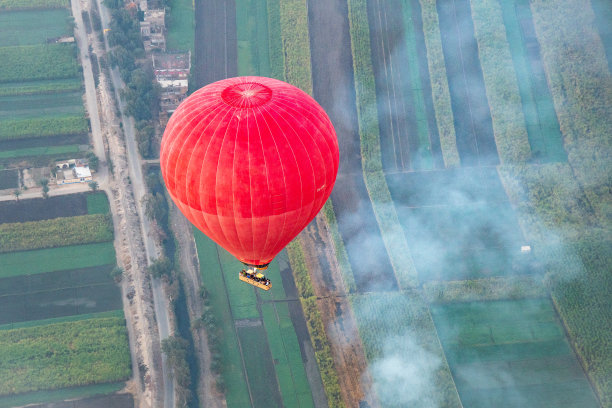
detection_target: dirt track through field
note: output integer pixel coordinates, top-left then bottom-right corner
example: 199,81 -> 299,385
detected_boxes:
437,0 -> 498,166
308,0 -> 396,293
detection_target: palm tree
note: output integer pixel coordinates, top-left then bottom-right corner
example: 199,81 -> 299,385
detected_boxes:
39,178 -> 49,199
88,181 -> 99,192
13,189 -> 21,202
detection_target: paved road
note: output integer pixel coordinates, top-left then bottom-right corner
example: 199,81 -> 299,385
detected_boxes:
94,2 -> 175,407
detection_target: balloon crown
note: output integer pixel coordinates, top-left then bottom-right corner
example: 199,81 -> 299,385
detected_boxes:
221,82 -> 273,108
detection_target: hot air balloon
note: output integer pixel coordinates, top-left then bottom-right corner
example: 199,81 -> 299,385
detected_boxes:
160,76 -> 339,290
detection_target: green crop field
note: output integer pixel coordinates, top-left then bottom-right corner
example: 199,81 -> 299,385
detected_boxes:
0,91 -> 84,120
0,241 -> 116,278
0,44 -> 79,83
0,9 -> 71,47
431,299 -> 599,408
87,192 -> 110,214
0,144 -> 81,160
165,0 -> 194,52
0,309 -> 124,331
195,229 -> 316,408
0,317 -> 131,396
0,168 -> 18,190
236,0 -> 271,76
0,0 -> 68,9
194,230 -> 251,407
0,382 -> 125,408
237,325 -> 284,408
0,78 -> 81,97
0,213 -> 113,253
262,302 -> 315,408
0,114 -> 88,141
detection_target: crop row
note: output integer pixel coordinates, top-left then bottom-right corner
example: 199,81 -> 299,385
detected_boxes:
0,114 -> 88,141
278,0 -> 312,93
529,0 -> 612,221
544,238 -> 612,407
266,0 -> 284,80
0,78 -> 81,97
0,317 -> 131,396
350,291 -> 461,408
418,0 -> 460,167
346,0 -> 417,288
470,0 -> 531,163
0,213 -> 113,254
321,200 -> 356,292
0,0 -> 68,9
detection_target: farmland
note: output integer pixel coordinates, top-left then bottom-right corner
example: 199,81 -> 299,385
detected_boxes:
0,9 -> 71,46
0,192 -> 130,406
165,0 -> 194,52
193,230 -> 318,408
431,299 -> 599,408
0,169 -> 18,190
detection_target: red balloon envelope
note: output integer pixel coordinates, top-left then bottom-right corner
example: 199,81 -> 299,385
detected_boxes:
160,76 -> 339,267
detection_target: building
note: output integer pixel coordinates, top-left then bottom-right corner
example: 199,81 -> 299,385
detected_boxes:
55,159 -> 93,185
140,9 -> 166,52
152,52 -> 191,115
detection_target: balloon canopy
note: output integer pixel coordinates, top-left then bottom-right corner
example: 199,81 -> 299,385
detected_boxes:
160,76 -> 339,267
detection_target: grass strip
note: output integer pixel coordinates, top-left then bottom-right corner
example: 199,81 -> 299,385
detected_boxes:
0,242 -> 116,278
419,0 -> 460,167
0,213 -> 113,253
266,0 -> 284,80
87,191 -> 110,214
346,0 -> 417,288
470,0 -> 531,163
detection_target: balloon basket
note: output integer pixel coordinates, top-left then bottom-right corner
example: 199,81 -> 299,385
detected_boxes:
239,269 -> 272,291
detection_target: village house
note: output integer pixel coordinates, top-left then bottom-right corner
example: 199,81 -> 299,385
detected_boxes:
152,51 -> 191,116
55,159 -> 93,185
140,9 -> 166,52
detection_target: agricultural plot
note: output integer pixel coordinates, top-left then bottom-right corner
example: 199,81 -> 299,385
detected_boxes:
351,292 -> 461,408
431,299 -> 599,408
436,0 -> 498,166
0,317 -> 131,396
0,78 -> 81,97
165,0 -> 194,52
0,91 -> 84,120
0,382 -> 126,408
498,0 -> 566,162
0,0 -> 68,9
194,230 -> 317,408
236,0 -> 271,76
386,168 -> 528,281
0,44 -> 79,83
0,168 -> 18,190
367,0 -> 442,171
0,9 -> 71,47
0,192 -> 90,223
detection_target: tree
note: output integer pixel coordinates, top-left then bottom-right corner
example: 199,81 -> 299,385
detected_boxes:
148,257 -> 172,278
143,193 -> 168,224
13,189 -> 21,202
39,178 -> 49,199
88,181 -> 99,192
86,152 -> 99,172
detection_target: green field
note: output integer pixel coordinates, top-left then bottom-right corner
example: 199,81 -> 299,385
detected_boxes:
0,91 -> 84,120
498,0 -> 566,162
194,230 -> 316,408
0,317 -> 131,396
165,0 -> 194,52
0,78 -> 81,96
0,213 -> 113,253
87,191 -> 110,214
0,44 -> 79,83
0,382 -> 124,408
0,241 -> 116,278
236,0 -> 271,76
0,143 -> 82,160
237,325 -> 284,408
0,114 -> 88,141
431,299 -> 599,408
0,309 -> 124,331
0,9 -> 71,46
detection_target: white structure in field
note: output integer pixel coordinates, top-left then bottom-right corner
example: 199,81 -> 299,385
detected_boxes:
55,159 -> 93,185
